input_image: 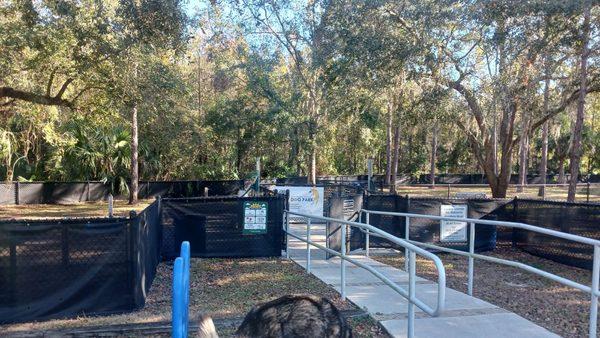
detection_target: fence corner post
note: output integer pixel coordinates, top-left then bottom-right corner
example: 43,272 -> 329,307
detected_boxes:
108,194 -> 114,218
15,181 -> 20,205
86,180 -> 91,201
587,182 -> 591,203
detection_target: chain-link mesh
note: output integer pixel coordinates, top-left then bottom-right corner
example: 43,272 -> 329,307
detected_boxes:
511,198 -> 600,269
0,183 -> 15,205
160,195 -> 284,259
0,200 -> 162,324
0,218 -> 131,323
362,195 -> 512,252
362,194 -> 600,269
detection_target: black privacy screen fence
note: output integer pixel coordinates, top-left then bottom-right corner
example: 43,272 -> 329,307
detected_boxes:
160,195 -> 285,259
0,194 -> 285,324
359,194 -> 600,269
0,199 -> 161,324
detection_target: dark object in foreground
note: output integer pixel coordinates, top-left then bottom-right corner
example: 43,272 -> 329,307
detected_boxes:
197,295 -> 353,338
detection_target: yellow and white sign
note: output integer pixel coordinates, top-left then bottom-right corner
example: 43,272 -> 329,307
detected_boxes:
279,186 -> 324,222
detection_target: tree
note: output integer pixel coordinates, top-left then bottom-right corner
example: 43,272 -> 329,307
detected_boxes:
567,1 -> 591,202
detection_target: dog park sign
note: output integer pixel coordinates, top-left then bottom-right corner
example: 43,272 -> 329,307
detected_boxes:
243,201 -> 268,234
439,204 -> 468,242
278,186 -> 324,222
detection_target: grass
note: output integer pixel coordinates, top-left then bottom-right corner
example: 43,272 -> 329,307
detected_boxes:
394,184 -> 600,202
0,199 -> 153,220
1,257 -> 390,337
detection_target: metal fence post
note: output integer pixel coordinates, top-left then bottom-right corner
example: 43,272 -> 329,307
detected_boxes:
365,212 -> 370,257
589,245 -> 599,338
405,216 -> 410,271
468,222 -> 475,296
407,250 -> 416,338
15,181 -> 19,205
172,257 -> 184,338
306,218 -> 311,273
341,222 -> 346,300
285,212 -> 290,260
181,242 -> 190,338
108,194 -> 114,218
86,181 -> 91,201
587,182 -> 591,203
447,184 -> 450,198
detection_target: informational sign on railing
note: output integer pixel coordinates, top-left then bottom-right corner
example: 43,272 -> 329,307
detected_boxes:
243,201 -> 268,234
278,186 -> 324,222
440,204 -> 468,242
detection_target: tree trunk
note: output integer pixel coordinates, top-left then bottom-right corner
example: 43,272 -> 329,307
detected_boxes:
429,124 -> 438,189
308,117 -> 317,185
309,147 -> 316,185
567,3 -> 590,202
129,102 -> 139,204
538,121 -> 549,197
385,104 -> 393,186
517,128 -> 529,193
391,124 -> 400,193
558,159 -> 566,184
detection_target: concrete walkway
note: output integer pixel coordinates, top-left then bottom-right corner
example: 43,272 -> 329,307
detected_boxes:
287,222 -> 560,338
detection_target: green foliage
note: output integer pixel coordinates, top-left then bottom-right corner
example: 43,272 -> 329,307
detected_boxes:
0,0 -> 598,183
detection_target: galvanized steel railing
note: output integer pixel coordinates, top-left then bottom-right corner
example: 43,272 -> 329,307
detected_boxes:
283,210 -> 446,338
359,208 -> 600,338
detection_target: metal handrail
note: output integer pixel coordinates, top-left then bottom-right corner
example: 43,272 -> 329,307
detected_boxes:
283,210 -> 446,338
360,208 -> 600,338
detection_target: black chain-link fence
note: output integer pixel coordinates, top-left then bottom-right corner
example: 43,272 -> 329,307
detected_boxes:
0,200 -> 162,324
0,180 -> 245,205
362,194 -> 600,269
353,195 -> 508,253
160,195 -> 285,259
509,198 -> 600,269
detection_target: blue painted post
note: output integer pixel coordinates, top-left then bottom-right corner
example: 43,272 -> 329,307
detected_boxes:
172,257 -> 184,338
181,242 -> 190,338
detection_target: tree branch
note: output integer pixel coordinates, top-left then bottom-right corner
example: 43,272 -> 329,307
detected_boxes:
0,87 -> 73,107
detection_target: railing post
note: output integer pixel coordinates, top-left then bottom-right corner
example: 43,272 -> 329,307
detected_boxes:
285,212 -> 290,260
172,257 -> 183,338
468,222 -> 475,296
407,250 -> 416,338
405,216 -> 410,272
306,218 -> 311,273
341,221 -> 346,300
589,245 -> 599,338
365,212 -> 370,257
181,242 -> 190,338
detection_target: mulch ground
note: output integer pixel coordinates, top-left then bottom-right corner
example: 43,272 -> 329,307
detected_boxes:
372,244 -> 597,338
2,258 -> 389,338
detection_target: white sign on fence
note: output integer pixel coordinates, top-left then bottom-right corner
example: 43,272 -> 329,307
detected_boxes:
278,186 -> 324,222
440,204 -> 468,242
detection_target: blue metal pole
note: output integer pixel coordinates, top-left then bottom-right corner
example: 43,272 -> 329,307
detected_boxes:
181,242 -> 191,338
172,257 -> 184,338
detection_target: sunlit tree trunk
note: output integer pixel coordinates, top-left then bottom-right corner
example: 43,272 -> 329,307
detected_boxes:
391,123 -> 400,193
129,101 -> 139,204
429,123 -> 438,189
568,2 -> 590,202
538,58 -> 551,197
385,103 -> 393,186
